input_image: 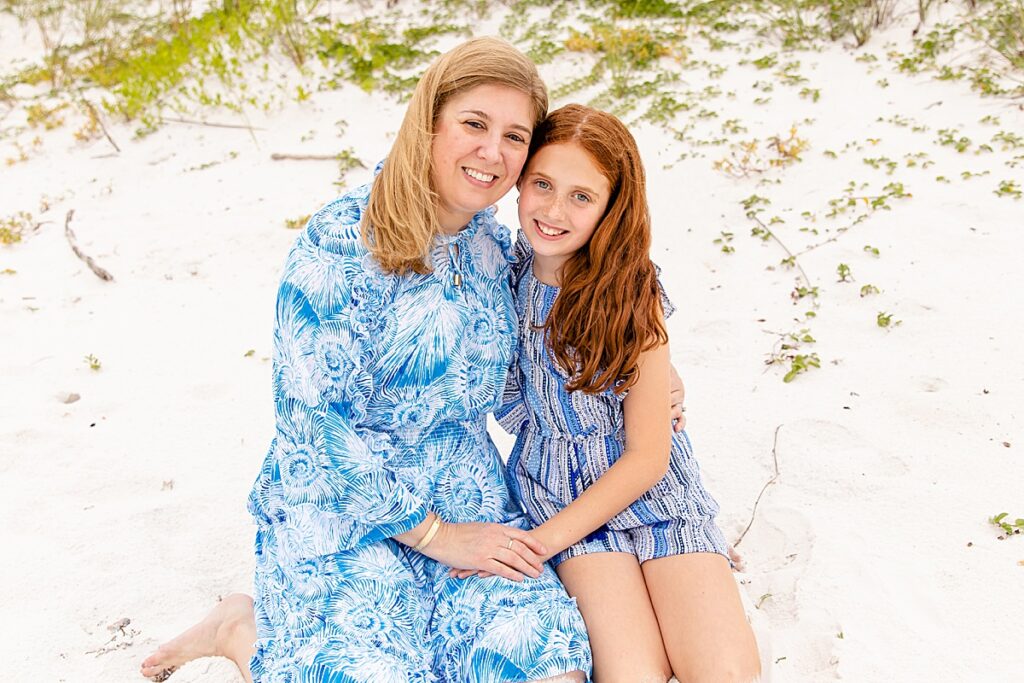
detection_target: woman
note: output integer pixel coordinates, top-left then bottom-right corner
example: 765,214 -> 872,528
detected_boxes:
143,37 -> 591,683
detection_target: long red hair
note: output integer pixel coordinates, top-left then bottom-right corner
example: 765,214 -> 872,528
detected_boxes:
531,104 -> 668,394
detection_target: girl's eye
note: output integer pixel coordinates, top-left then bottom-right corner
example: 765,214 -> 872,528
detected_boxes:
573,192 -> 591,203
535,179 -> 550,190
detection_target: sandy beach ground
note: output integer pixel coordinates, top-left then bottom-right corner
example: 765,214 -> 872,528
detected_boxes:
1,1 -> 1022,681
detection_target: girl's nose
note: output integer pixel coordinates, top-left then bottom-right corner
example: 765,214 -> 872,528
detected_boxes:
544,194 -> 567,220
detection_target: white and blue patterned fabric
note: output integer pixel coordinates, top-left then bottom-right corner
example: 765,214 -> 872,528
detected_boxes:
247,177 -> 591,682
497,232 -> 730,567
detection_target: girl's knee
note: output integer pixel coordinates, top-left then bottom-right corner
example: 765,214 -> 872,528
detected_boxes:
531,670 -> 586,683
683,660 -> 761,683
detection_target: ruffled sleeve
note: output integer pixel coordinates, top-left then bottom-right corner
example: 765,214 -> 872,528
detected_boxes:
653,262 -> 676,319
493,230 -> 533,433
248,189 -> 427,559
508,228 -> 533,288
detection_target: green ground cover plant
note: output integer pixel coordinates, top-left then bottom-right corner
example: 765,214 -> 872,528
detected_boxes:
2,0 -> 1021,383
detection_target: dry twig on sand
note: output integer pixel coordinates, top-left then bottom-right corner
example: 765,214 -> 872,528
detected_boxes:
64,210 -> 114,282
270,153 -> 342,161
162,116 -> 265,133
79,97 -> 120,153
734,424 -> 783,548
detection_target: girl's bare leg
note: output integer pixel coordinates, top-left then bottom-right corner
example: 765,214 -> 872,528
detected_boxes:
529,672 -> 585,682
556,553 -> 673,683
642,553 -> 761,683
140,593 -> 256,683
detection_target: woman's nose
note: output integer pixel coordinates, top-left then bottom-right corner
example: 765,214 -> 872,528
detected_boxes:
476,134 -> 501,163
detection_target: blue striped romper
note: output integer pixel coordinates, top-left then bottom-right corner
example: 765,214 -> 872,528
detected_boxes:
497,233 -> 730,567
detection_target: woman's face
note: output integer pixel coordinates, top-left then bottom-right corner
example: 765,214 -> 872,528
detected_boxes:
431,83 -> 535,233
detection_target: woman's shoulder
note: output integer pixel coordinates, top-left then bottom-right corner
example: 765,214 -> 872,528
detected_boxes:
466,206 -> 513,256
301,183 -> 373,258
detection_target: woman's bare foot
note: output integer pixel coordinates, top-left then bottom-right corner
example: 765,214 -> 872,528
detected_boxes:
140,593 -> 256,682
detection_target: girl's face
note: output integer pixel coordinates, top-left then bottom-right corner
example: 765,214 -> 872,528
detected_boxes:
517,142 -> 610,273
431,83 -> 535,233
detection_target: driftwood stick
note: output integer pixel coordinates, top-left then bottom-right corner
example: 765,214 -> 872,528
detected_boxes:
734,424 -> 783,548
270,153 -> 343,161
64,210 -> 114,282
162,116 -> 265,132
80,98 -> 120,153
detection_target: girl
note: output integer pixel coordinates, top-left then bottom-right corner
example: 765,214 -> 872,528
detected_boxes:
467,104 -> 762,682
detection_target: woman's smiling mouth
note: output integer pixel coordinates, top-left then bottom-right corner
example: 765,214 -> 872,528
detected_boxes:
463,167 -> 497,184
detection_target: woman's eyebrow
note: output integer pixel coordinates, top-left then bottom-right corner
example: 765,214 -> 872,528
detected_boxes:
460,109 -> 532,136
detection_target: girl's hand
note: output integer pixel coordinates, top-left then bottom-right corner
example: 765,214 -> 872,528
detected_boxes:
424,522 -> 548,582
449,568 -> 494,580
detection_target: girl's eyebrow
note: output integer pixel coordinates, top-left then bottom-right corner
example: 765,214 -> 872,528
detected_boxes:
529,170 -> 602,198
459,109 -> 532,136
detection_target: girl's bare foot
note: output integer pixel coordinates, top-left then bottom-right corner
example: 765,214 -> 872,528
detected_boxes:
729,545 -> 746,572
140,593 -> 255,682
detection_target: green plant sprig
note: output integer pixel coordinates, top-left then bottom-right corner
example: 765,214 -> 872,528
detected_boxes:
989,512 -> 1024,537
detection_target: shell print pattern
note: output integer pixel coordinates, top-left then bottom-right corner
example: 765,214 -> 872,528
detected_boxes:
247,175 -> 591,682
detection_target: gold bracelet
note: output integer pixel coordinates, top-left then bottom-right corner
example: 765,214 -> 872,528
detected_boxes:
412,514 -> 442,552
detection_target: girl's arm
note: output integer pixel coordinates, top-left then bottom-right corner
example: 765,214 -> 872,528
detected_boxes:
530,341 -> 673,561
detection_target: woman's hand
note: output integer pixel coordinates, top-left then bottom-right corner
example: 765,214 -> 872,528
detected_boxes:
670,363 -> 686,432
423,522 -> 548,582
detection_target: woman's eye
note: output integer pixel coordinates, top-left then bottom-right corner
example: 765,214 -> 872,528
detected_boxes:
465,120 -> 484,130
507,133 -> 526,144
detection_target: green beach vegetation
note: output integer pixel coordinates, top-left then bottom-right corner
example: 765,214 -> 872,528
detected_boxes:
2,0 -> 1021,382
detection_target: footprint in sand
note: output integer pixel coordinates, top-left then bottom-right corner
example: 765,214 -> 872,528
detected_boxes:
778,418 -> 910,495
736,505 -> 840,680
914,376 -> 948,393
166,656 -> 245,683
738,506 -> 815,616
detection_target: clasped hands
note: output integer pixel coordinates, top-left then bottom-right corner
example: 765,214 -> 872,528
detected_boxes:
429,367 -> 686,582
415,520 -> 549,583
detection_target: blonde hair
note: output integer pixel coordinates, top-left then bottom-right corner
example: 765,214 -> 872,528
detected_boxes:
364,37 -> 548,274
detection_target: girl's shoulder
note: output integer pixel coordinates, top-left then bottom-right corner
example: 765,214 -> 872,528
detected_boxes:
508,228 -> 534,285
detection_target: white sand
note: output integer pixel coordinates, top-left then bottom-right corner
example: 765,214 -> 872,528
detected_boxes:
1,3 -> 1022,682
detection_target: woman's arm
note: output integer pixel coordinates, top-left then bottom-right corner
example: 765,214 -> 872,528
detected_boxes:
529,342 -> 673,561
394,513 -> 548,581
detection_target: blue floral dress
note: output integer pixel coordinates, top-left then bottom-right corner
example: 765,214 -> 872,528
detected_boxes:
497,234 -> 730,567
247,181 -> 591,682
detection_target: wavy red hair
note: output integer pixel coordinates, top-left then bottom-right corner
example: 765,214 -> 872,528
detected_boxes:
530,104 -> 668,394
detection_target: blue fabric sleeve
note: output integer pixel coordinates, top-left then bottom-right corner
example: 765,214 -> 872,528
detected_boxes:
653,262 -> 676,319
495,354 -> 528,434
249,204 -> 428,556
493,230 -> 531,434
